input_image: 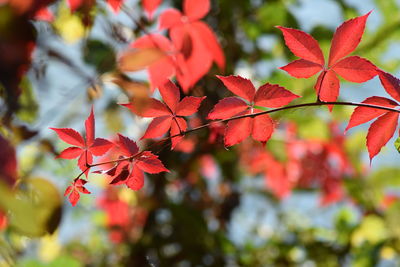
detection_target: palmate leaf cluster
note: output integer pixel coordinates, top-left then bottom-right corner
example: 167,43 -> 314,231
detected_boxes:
1,0 -> 400,266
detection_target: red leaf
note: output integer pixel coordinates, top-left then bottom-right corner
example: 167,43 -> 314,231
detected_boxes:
159,80 -> 180,113
85,107 -> 95,146
184,0 -> 209,21
378,71 -> 400,102
315,70 -> 340,108
90,138 -> 113,156
252,112 -> 275,143
345,96 -> 398,132
34,7 -> 54,21
107,0 -> 124,13
131,34 -> 176,91
64,186 -> 73,196
176,96 -> 205,116
159,8 -> 183,29
120,99 -> 171,118
173,27 -> 213,92
367,111 -> 399,161
328,11 -> 371,66
217,75 -> 256,102
254,83 -> 300,108
110,167 -> 130,185
57,147 -> 83,159
280,59 -> 323,78
148,60 -> 176,92
50,128 -> 85,147
207,97 -> 248,120
136,152 -> 169,173
69,190 -> 80,206
67,0 -> 82,11
126,165 -> 144,191
74,178 -> 87,187
76,185 -> 91,194
332,56 -> 377,82
276,26 -> 324,65
131,33 -> 174,57
224,111 -> 252,147
320,178 -> 343,206
265,159 -> 290,199
170,117 -> 187,149
117,134 -> 139,157
192,22 -> 225,69
142,0 -> 163,19
142,116 -> 173,139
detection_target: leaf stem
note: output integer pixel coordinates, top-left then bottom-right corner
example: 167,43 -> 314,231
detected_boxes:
73,100 -> 400,178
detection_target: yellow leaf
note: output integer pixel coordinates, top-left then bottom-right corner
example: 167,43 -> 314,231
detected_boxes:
118,48 -> 166,72
39,232 -> 61,262
54,4 -> 85,43
351,215 -> 387,246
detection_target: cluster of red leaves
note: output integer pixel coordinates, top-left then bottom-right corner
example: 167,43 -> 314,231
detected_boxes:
50,108 -> 113,176
243,124 -> 354,205
346,71 -> 400,161
278,11 -> 400,161
122,80 -> 205,149
97,187 -> 148,243
97,134 -> 168,190
51,109 -> 168,206
64,178 -> 91,206
208,75 -> 299,146
131,0 -> 224,92
51,9 -> 400,208
278,12 -> 377,108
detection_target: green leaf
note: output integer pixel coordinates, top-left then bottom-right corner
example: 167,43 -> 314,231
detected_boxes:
394,137 -> 400,153
0,178 -> 62,237
83,39 -> 116,74
17,77 -> 38,123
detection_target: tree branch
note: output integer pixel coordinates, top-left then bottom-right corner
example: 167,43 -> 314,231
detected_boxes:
74,100 -> 400,179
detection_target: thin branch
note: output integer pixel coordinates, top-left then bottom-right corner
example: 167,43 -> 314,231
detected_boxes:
74,100 -> 400,179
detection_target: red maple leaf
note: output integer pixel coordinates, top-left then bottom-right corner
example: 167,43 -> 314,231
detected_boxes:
121,80 -> 205,149
100,134 -> 169,190
159,0 -> 225,92
345,71 -> 400,161
64,178 -> 91,206
278,11 -> 377,109
142,0 -> 163,19
50,108 -> 114,176
208,75 -> 300,146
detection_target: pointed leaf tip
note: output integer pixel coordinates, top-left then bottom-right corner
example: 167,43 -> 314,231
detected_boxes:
277,26 -> 324,65
367,112 -> 399,162
217,75 -> 256,102
328,11 -> 371,66
85,107 -> 95,146
50,128 -> 85,147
